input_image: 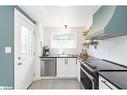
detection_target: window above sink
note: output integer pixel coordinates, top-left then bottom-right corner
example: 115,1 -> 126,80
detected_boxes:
51,33 -> 76,49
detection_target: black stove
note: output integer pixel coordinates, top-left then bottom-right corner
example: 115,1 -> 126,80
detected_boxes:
80,57 -> 127,89
80,60 -> 99,89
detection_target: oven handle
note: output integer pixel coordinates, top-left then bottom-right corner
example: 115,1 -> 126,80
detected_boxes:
80,66 -> 94,81
80,61 -> 95,72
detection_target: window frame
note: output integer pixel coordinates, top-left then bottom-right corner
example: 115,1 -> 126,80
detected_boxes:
21,25 -> 33,57
51,32 -> 77,49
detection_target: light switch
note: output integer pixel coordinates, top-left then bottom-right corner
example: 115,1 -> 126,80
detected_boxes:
5,47 -> 11,53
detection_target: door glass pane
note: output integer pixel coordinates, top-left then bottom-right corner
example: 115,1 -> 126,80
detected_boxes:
21,25 -> 32,56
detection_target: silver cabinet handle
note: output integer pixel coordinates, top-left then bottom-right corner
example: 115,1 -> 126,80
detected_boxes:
18,63 -> 23,66
66,59 -> 68,64
101,80 -> 113,89
65,59 -> 67,64
65,58 -> 68,64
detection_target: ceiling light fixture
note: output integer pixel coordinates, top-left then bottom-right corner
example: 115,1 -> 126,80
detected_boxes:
64,25 -> 69,32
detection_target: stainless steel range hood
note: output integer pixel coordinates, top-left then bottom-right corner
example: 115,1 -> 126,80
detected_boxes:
86,6 -> 127,40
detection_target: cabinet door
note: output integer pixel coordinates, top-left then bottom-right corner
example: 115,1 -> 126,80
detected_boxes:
57,58 -> 66,77
76,59 -> 80,82
65,58 -> 77,78
99,76 -> 118,89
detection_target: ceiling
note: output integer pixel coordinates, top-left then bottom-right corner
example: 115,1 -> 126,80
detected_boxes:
20,6 -> 100,27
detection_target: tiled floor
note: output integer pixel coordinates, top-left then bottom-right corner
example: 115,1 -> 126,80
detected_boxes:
28,79 -> 83,89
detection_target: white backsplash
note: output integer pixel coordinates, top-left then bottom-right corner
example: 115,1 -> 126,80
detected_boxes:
42,27 -> 85,55
50,48 -> 79,55
88,35 -> 127,66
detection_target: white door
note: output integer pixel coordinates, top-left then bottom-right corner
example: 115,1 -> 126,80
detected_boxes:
14,9 -> 35,89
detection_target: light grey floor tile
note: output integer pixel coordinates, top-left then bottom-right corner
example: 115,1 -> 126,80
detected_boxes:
28,79 -> 83,89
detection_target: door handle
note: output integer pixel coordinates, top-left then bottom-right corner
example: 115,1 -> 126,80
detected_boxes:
18,57 -> 21,60
18,63 -> 23,66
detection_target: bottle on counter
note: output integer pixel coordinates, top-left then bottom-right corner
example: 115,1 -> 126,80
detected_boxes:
84,49 -> 89,60
80,49 -> 89,61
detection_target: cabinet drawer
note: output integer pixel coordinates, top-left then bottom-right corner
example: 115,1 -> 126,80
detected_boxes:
99,75 -> 118,89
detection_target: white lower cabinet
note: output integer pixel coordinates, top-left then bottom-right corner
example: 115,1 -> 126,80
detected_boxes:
76,59 -> 80,82
57,58 -> 76,78
99,75 -> 118,89
57,58 -> 66,77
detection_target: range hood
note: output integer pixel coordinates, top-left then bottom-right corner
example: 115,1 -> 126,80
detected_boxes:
86,6 -> 127,40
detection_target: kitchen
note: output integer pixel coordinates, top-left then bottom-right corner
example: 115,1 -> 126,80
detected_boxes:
0,5 -> 127,90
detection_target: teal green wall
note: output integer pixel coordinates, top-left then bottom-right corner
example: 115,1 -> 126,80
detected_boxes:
0,6 -> 35,89
0,6 -> 15,89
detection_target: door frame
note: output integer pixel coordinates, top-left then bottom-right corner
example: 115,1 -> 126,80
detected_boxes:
14,8 -> 36,89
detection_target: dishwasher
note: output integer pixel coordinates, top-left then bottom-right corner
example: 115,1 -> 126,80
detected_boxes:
40,58 -> 57,77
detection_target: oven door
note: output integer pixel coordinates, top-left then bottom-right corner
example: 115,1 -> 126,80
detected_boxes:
80,66 -> 94,89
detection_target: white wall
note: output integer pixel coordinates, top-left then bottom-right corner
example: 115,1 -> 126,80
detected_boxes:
88,35 -> 127,66
35,26 -> 85,80
42,27 -> 85,55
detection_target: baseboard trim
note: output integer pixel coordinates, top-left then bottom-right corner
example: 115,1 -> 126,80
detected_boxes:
36,77 -> 77,80
27,81 -> 35,89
